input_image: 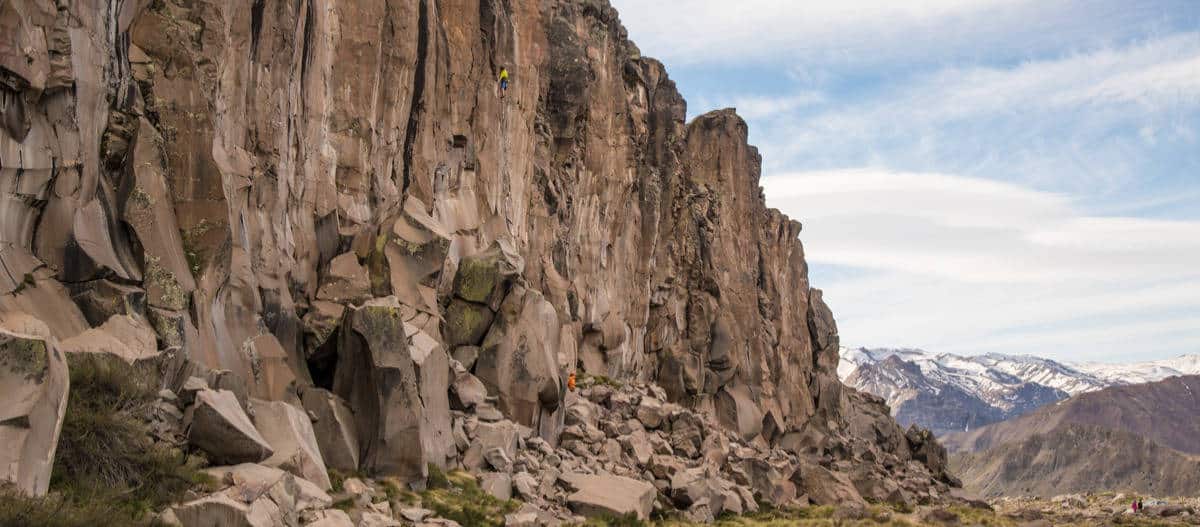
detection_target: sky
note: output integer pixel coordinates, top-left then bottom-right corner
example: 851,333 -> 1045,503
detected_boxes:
610,0 -> 1200,363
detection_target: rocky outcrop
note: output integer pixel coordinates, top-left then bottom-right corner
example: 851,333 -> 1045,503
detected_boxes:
186,389 -> 273,465
0,321 -> 68,496
0,0 -> 953,519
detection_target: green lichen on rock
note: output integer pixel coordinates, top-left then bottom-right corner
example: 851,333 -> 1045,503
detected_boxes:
366,232 -> 393,297
0,336 -> 49,382
146,309 -> 184,348
143,256 -> 188,310
453,256 -> 501,304
443,299 -> 494,348
179,218 -> 218,276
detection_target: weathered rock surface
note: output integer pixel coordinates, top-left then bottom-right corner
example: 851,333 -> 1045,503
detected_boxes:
299,387 -> 360,472
187,389 -> 273,465
252,398 -> 333,490
0,322 -> 68,496
332,299 -> 451,482
560,473 -> 656,520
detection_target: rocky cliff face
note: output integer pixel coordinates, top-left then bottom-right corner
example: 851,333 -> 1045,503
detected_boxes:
1,0 -> 949,508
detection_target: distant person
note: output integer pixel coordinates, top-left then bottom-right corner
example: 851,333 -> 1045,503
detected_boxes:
499,66 -> 510,96
1132,499 -> 1138,513
1138,498 -> 1144,511
567,371 -> 576,392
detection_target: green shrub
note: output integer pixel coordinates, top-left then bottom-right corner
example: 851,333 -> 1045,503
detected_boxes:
421,469 -> 519,527
47,354 -> 211,521
426,463 -> 451,490
0,486 -> 170,527
582,512 -> 647,526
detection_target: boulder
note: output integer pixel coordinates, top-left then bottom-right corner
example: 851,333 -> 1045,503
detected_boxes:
203,463 -> 332,521
0,324 -> 69,495
485,447 -> 514,473
67,279 -> 147,326
298,387 -> 360,471
451,346 -> 480,371
906,425 -> 955,484
57,314 -> 158,363
511,471 -> 539,499
358,511 -> 402,527
792,462 -> 864,507
463,420 -> 520,472
399,508 -> 434,522
618,430 -> 654,466
316,252 -> 371,304
635,397 -> 668,429
443,300 -> 495,348
451,239 -> 523,308
187,389 -> 273,465
715,384 -> 763,442
738,459 -> 796,506
669,467 -> 730,514
449,367 -> 489,411
561,473 -> 656,520
302,509 -> 354,527
479,472 -> 513,501
668,411 -> 704,459
381,200 -> 452,312
171,493 -> 281,527
251,398 -> 332,490
332,299 -> 451,482
475,286 -> 563,431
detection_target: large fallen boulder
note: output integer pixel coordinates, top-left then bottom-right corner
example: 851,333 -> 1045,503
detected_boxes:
187,389 -> 273,464
171,493 -> 281,527
252,399 -> 332,490
560,473 -> 656,520
715,384 -> 763,442
299,387 -> 360,471
57,314 -> 158,363
475,286 -> 563,435
0,323 -> 69,496
202,463 -> 332,524
792,461 -> 865,507
332,298 -> 451,482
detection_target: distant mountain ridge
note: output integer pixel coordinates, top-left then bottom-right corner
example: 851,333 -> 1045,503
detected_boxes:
947,375 -> 1200,497
838,347 -> 1200,435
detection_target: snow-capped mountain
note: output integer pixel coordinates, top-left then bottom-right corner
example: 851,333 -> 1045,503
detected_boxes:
1072,355 -> 1200,386
838,347 -> 1200,435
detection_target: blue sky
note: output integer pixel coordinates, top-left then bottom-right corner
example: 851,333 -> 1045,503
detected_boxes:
611,0 -> 1200,363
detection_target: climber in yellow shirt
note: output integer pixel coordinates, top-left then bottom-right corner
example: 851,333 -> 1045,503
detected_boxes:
499,67 -> 509,96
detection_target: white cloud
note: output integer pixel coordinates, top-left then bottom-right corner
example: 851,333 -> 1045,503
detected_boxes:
701,92 -> 826,120
757,32 -> 1200,192
763,170 -> 1200,361
610,0 -> 1176,67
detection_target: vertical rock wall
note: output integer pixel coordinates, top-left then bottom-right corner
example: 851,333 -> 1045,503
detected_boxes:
1,0 -> 924,487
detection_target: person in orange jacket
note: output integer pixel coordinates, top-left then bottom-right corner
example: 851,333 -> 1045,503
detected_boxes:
567,371 -> 576,392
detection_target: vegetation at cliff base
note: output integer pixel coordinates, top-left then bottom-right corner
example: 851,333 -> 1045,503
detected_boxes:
0,353 -> 212,527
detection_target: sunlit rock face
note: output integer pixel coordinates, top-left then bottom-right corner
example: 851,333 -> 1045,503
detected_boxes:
1,0 -> 947,492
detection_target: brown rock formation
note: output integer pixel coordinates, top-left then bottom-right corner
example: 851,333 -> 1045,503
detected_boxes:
0,0 -> 949,496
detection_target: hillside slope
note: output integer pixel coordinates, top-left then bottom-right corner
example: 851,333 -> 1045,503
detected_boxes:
946,376 -> 1200,497
951,425 -> 1200,497
943,375 -> 1200,455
